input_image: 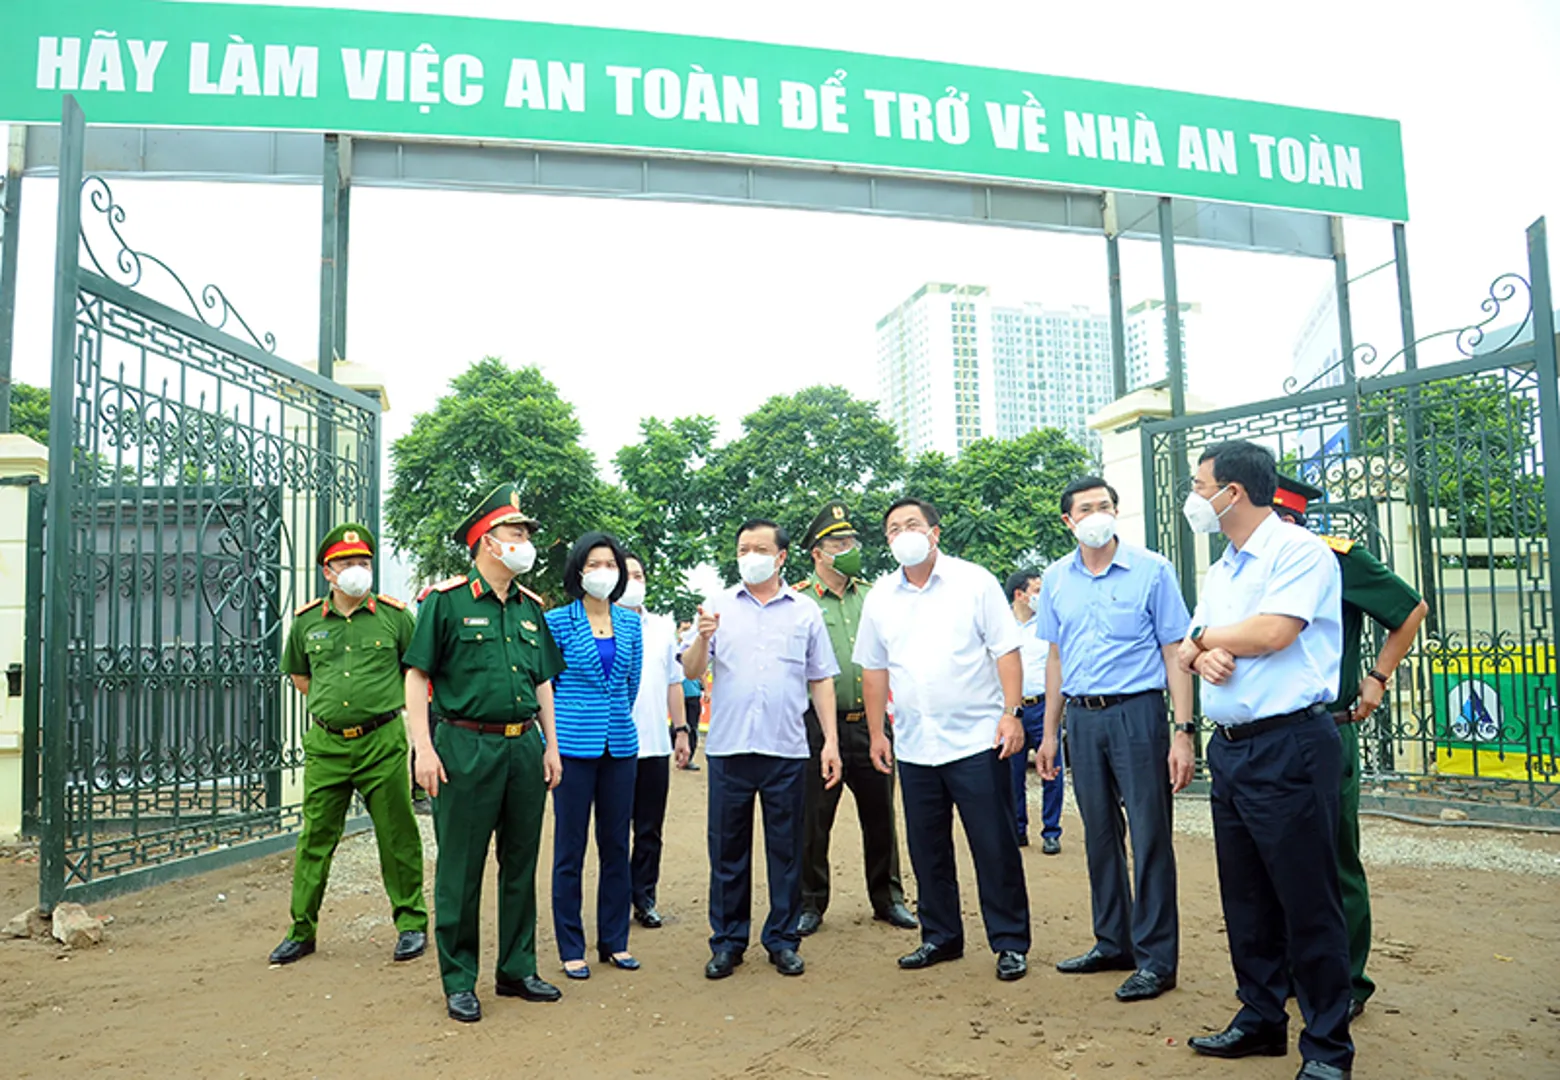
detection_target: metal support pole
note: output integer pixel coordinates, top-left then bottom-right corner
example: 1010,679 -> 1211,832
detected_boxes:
0,127 -> 26,433
1104,194 -> 1128,400
41,97 -> 85,911
316,134 -> 350,547
1332,217 -> 1363,459
1527,219 -> 1560,702
1158,198 -> 1186,418
1394,223 -> 1437,631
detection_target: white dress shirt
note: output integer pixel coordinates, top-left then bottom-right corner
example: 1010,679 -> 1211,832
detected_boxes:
1016,613 -> 1050,698
631,610 -> 683,757
853,552 -> 1023,766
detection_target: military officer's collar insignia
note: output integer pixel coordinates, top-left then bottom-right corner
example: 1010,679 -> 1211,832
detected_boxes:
522,620 -> 538,631
463,616 -> 490,626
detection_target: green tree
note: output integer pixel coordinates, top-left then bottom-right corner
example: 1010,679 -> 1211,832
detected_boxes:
614,415 -> 718,620
10,382 -> 49,445
704,386 -> 906,584
386,358 -> 625,600
904,427 -> 1094,577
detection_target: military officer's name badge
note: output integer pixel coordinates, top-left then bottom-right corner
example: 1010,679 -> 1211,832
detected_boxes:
308,630 -> 330,640
463,617 -> 490,627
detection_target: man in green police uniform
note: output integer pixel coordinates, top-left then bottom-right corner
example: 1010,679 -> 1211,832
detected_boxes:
794,500 -> 917,936
271,524 -> 428,966
404,484 -> 568,1024
1274,476 -> 1429,1021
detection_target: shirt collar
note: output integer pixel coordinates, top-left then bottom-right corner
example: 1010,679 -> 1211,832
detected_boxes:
323,593 -> 375,618
737,583 -> 795,606
1068,541 -> 1132,576
807,573 -> 857,597
894,550 -> 946,591
469,574 -> 520,602
1222,510 -> 1283,565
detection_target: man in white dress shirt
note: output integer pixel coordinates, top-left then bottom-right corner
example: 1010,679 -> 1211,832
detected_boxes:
1005,569 -> 1064,854
854,497 -> 1031,983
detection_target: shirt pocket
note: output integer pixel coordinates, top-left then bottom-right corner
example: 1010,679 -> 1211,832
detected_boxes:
305,636 -> 339,661
458,625 -> 497,646
780,624 -> 809,665
1103,600 -> 1143,641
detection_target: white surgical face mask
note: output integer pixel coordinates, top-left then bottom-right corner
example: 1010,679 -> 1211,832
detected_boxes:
1183,487 -> 1233,534
334,565 -> 372,598
491,537 -> 537,574
1070,511 -> 1117,549
619,580 -> 646,609
737,552 -> 777,585
581,567 -> 618,600
890,530 -> 932,568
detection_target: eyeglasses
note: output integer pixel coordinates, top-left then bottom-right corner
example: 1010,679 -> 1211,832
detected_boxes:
884,519 -> 929,539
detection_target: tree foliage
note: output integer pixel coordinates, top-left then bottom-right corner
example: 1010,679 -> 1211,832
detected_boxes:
386,358 -> 624,600
10,383 -> 49,445
614,415 -> 718,620
905,427 -> 1094,577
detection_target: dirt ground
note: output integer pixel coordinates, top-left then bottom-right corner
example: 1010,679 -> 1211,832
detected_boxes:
4,765 -> 1559,1080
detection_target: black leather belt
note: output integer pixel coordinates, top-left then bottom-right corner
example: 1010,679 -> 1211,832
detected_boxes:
314,711 -> 398,739
839,710 -> 866,722
444,716 -> 538,737
1065,689 -> 1160,711
1218,703 -> 1328,741
1021,695 -> 1043,707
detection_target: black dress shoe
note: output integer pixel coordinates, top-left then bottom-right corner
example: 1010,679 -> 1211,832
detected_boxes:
898,942 -> 964,970
1188,1023 -> 1288,1059
1347,998 -> 1365,1021
1116,969 -> 1176,1001
634,906 -> 664,929
873,902 -> 919,930
393,930 -> 426,962
796,911 -> 823,936
446,991 -> 481,1023
1018,832 -> 1030,847
1296,1062 -> 1351,1080
768,948 -> 805,976
996,951 -> 1028,981
495,974 -> 563,1002
705,950 -> 744,979
1041,836 -> 1061,855
1055,946 -> 1136,974
268,938 -> 316,965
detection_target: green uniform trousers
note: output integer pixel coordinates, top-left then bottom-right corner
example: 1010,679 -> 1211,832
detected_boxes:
1338,722 -> 1373,1005
430,722 -> 547,996
288,716 -> 428,942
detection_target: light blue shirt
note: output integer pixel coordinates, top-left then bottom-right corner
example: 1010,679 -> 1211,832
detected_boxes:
696,584 -> 839,759
1192,513 -> 1343,725
1035,542 -> 1190,696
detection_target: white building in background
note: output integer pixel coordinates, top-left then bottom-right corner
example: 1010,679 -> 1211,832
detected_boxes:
1123,299 -> 1200,394
1291,285 -> 1344,392
875,283 -> 1116,459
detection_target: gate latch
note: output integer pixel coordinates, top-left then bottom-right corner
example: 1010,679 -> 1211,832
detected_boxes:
6,663 -> 20,698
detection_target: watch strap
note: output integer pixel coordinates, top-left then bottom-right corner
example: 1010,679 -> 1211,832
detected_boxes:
1367,669 -> 1390,687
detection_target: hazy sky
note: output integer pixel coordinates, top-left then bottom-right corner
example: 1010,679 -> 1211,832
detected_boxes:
7,0 -> 1559,484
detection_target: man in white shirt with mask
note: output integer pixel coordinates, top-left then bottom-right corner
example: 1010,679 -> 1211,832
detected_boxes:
854,497 -> 1031,983
1005,569 -> 1064,854
620,554 -> 691,930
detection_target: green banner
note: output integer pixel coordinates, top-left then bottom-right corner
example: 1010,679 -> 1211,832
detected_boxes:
3,1 -> 1409,220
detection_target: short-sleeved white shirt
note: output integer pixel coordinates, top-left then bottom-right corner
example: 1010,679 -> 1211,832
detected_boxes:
631,610 -> 683,757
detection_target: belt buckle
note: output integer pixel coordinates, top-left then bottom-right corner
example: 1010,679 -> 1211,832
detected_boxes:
1084,696 -> 1105,710
341,725 -> 363,739
504,722 -> 526,737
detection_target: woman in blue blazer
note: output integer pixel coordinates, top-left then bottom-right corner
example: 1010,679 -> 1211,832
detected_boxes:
544,531 -> 643,977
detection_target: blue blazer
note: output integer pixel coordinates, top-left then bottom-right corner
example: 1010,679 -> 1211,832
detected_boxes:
544,600 -> 642,758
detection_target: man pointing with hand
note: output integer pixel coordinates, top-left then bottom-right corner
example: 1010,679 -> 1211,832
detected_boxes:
683,518 -> 842,981
853,497 -> 1032,983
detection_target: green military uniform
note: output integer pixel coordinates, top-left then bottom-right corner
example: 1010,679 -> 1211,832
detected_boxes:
278,524 -> 427,948
403,486 -> 566,997
1276,477 -> 1423,1011
795,501 -> 907,924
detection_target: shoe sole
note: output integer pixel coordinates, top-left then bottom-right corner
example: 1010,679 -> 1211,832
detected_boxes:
1190,1044 -> 1288,1059
899,952 -> 964,970
269,944 -> 316,965
996,967 -> 1028,981
495,985 -> 562,1002
447,1010 -> 481,1023
1115,986 -> 1175,1002
705,966 -> 740,980
393,947 -> 426,962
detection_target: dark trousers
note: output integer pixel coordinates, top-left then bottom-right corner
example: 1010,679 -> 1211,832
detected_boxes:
630,755 -> 671,911
706,753 -> 806,955
1208,709 -> 1353,1071
899,749 -> 1030,954
551,752 -> 636,962
800,709 -> 905,917
1067,692 -> 1179,976
681,696 -> 701,756
1011,701 -> 1065,842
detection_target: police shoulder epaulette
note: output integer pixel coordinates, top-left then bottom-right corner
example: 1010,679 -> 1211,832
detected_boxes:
431,575 -> 469,593
1320,535 -> 1356,555
792,580 -> 809,591
376,593 -> 407,610
294,597 -> 323,617
517,584 -> 546,608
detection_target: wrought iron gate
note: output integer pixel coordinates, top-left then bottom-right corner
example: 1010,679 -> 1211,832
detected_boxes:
38,99 -> 381,907
1141,218 -> 1560,813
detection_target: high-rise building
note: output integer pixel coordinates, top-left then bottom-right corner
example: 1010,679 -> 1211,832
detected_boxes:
875,284 -> 1115,459
1124,299 -> 1199,394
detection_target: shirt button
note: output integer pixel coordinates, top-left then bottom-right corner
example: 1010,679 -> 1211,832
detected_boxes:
476,633 -> 483,640
343,700 -> 350,706
343,671 -> 350,677
345,645 -> 351,652
512,666 -> 518,672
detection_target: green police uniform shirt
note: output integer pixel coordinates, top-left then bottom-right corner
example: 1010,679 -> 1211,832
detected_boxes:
402,574 -> 567,722
794,573 -> 866,713
282,594 -> 416,727
1322,536 -> 1422,713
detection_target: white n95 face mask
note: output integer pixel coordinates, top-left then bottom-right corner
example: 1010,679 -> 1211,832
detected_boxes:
1070,512 -> 1117,549
492,538 -> 537,574
890,530 -> 932,567
619,580 -> 646,609
1182,488 -> 1232,535
334,565 -> 372,598
581,568 -> 618,600
737,552 -> 777,585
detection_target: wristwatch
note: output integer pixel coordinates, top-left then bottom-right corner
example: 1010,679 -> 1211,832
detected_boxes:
1190,625 -> 1206,647
1174,721 -> 1197,735
672,725 -> 691,735
1367,669 -> 1391,687
1007,704 -> 1024,718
